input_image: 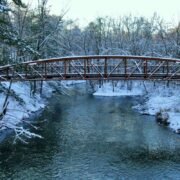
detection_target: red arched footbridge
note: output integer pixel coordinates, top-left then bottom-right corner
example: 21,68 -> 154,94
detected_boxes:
0,55 -> 180,81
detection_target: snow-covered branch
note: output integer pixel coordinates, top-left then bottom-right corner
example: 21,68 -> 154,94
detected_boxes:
0,4 -> 10,12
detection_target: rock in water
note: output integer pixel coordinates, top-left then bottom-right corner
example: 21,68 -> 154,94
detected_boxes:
156,111 -> 170,126
176,129 -> 180,134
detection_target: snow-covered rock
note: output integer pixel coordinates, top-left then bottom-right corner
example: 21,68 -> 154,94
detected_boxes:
156,111 -> 170,125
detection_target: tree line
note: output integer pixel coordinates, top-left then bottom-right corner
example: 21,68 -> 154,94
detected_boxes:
0,0 -> 180,66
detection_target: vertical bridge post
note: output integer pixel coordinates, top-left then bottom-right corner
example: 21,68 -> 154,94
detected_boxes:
124,58 -> 127,78
84,58 -> 86,78
64,60 -> 67,79
144,59 -> 148,79
166,61 -> 169,77
45,62 -> 47,79
6,67 -> 9,80
104,57 -> 107,78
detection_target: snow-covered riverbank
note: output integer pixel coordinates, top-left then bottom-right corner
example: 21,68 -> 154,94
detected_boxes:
0,80 -> 86,142
0,82 -> 54,140
93,81 -> 180,133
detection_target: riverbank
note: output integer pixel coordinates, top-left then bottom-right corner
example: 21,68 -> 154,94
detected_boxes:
93,81 -> 180,134
0,82 -> 54,142
0,80 -> 86,142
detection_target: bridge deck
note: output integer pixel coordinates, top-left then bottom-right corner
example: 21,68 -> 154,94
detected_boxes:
0,55 -> 180,81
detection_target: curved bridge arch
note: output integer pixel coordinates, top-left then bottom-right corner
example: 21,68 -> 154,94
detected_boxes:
0,55 -> 180,81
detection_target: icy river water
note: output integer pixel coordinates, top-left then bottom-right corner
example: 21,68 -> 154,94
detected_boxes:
0,84 -> 180,179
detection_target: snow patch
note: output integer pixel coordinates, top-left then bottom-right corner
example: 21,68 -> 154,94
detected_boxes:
93,82 -> 144,96
61,80 -> 86,86
169,113 -> 180,133
0,82 -> 53,132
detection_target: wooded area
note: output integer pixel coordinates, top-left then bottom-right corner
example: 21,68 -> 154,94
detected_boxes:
0,0 -> 180,66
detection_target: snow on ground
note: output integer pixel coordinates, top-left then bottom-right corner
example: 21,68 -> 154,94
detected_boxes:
169,113 -> 180,133
0,82 -> 53,131
61,80 -> 86,86
0,80 -> 86,133
93,81 -> 180,133
93,81 -> 144,96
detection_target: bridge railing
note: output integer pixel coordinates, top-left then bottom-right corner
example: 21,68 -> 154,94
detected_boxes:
0,55 -> 180,81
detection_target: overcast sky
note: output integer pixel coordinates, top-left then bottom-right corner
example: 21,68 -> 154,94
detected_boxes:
25,0 -> 180,26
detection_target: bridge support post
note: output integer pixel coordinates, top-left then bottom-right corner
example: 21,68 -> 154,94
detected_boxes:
64,60 -> 67,79
166,61 -> 169,77
25,64 -> 28,79
144,59 -> 148,79
84,59 -> 86,78
104,58 -> 107,78
124,58 -> 127,78
44,62 -> 47,79
6,67 -> 9,80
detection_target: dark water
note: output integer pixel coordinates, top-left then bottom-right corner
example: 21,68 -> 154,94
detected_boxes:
0,85 -> 180,180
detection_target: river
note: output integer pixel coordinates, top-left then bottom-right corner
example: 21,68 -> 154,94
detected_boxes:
0,84 -> 179,179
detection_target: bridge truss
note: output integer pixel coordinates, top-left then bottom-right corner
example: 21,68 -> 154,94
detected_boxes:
0,55 -> 180,81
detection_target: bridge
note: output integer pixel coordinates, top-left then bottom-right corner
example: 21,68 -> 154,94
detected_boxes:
0,55 -> 180,81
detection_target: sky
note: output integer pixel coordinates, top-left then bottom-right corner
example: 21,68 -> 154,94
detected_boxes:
25,0 -> 180,27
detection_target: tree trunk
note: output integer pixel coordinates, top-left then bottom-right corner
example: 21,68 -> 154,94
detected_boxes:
0,81 -> 12,120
